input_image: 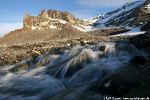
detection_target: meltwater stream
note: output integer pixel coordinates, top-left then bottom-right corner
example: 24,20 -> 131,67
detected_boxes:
0,42 -> 145,100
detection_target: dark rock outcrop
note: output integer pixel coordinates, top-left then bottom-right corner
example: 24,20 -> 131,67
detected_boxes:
141,22 -> 150,31
95,62 -> 150,97
129,32 -> 150,49
130,56 -> 148,65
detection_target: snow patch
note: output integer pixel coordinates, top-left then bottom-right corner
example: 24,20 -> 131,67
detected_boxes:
112,32 -> 145,37
32,26 -> 37,30
59,20 -> 67,24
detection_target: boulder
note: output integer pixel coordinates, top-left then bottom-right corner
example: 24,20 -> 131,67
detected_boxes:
130,56 -> 148,65
49,86 -> 104,100
99,45 -> 106,52
95,63 -> 150,97
124,82 -> 150,97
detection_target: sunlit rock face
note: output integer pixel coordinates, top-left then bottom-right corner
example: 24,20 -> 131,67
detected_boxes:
23,9 -> 89,31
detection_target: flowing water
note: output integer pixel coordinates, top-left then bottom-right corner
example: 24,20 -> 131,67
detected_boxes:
0,42 -> 146,100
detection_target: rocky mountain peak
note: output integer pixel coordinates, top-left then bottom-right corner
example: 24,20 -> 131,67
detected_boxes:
39,9 -> 78,23
23,9 -> 89,31
39,9 -> 49,18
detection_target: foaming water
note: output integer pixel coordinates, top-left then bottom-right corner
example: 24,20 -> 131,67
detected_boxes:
0,42 -> 144,100
0,69 -> 65,100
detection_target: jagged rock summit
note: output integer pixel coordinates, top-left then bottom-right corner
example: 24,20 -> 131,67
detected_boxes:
23,9 -> 90,31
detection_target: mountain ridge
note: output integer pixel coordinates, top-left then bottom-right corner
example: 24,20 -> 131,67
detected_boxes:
23,9 -> 90,31
22,0 -> 150,32
90,0 -> 147,27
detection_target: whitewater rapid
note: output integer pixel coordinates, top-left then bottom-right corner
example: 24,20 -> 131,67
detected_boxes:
0,42 -> 145,100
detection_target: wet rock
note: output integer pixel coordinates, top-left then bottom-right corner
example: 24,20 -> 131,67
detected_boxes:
129,33 -> 150,49
99,45 -> 106,51
46,48 -> 97,79
80,40 -> 87,46
145,31 -> 150,38
9,58 -> 33,72
67,66 -> 101,87
49,86 -> 104,100
141,22 -> 150,31
124,82 -> 150,97
130,56 -> 148,65
48,47 -> 65,54
9,63 -> 29,72
95,63 -> 150,97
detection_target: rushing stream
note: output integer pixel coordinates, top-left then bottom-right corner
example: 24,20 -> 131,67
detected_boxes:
0,41 -> 147,100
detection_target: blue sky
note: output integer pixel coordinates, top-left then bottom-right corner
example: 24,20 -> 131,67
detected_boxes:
0,0 -> 136,35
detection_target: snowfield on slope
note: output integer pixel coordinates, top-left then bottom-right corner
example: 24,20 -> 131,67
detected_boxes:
111,31 -> 145,37
89,0 -> 146,28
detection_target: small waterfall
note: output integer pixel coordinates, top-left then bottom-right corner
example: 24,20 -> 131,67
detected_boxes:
0,41 -> 146,100
57,48 -> 98,79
